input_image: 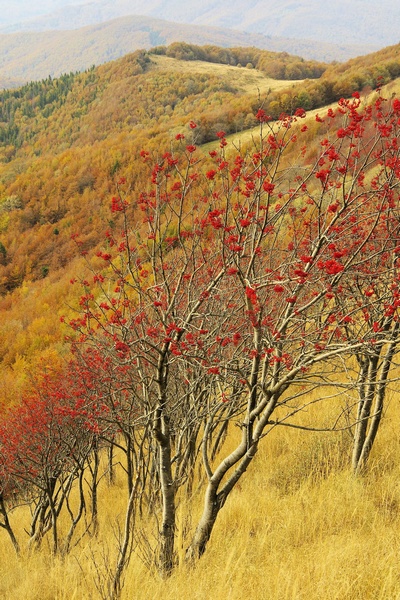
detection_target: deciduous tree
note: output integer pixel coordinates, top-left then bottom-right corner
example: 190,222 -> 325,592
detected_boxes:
66,92 -> 400,578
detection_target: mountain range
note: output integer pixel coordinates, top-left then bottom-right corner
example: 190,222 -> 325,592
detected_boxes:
0,14 -> 377,88
0,0 -> 398,85
1,0 -> 398,50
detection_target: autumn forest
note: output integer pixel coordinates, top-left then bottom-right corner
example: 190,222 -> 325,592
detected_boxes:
1,40 -> 400,599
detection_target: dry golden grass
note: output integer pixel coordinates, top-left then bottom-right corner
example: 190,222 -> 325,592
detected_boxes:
216,76 -> 400,150
2,390 -> 400,600
150,55 -> 304,96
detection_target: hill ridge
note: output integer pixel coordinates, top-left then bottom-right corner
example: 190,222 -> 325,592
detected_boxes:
0,13 -> 377,90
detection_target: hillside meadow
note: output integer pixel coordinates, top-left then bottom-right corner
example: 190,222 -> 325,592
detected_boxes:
1,388 -> 400,599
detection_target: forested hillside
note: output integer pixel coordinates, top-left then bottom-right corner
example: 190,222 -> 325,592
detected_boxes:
0,41 -> 399,393
0,45 -> 317,391
0,47 -> 322,294
1,41 -> 400,600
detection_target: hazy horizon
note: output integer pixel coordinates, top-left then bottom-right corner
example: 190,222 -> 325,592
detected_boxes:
0,0 -> 399,50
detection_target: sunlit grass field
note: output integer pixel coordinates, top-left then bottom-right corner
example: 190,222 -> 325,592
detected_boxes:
2,386 -> 400,600
217,76 -> 400,150
151,54 -> 305,97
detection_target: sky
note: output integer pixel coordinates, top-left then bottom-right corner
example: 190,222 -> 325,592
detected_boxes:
0,0 -> 81,26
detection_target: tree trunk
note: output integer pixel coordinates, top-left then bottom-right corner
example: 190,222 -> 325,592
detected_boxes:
352,355 -> 378,473
156,412 -> 176,576
352,327 -> 399,473
90,443 -> 99,535
187,431 -> 259,561
0,494 -> 20,555
111,474 -> 139,600
107,440 -> 115,485
186,482 -> 221,561
63,469 -> 86,554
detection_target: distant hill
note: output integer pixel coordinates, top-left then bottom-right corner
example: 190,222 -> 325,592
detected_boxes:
0,0 -> 396,52
0,15 -> 375,86
0,0 -> 79,29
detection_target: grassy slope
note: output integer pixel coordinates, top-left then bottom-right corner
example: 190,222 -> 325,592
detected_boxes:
1,391 -> 400,599
150,54 -> 304,95
222,74 -> 400,150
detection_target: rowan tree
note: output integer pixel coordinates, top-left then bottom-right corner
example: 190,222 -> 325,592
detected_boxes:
67,92 -> 400,577
0,367 -> 100,554
326,94 -> 400,472
0,415 -> 20,555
